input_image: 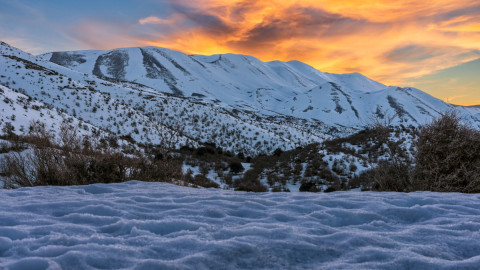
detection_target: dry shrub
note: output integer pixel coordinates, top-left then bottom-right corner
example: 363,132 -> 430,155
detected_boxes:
2,121 -> 186,188
190,174 -> 219,188
131,158 -> 184,183
371,160 -> 412,192
25,121 -> 53,148
233,169 -> 267,192
368,111 -> 480,193
2,147 -> 135,187
2,151 -> 38,187
299,181 -> 319,192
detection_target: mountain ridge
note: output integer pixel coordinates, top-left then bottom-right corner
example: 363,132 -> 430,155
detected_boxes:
39,44 -> 480,129
2,41 -> 480,155
1,42 -> 327,155
2,41 -> 480,191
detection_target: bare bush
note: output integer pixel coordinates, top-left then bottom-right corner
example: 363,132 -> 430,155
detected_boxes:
131,157 -> 184,183
58,122 -> 82,152
371,160 -> 412,192
2,121 -> 187,188
26,121 -> 53,147
233,169 -> 267,192
190,174 -> 219,188
366,111 -> 480,193
2,151 -> 37,188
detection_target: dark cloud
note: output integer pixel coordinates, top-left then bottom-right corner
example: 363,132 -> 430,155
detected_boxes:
383,45 -> 444,63
169,4 -> 236,36
227,6 -> 364,50
159,2 -> 370,50
227,0 -> 261,22
434,4 -> 480,22
455,50 -> 480,60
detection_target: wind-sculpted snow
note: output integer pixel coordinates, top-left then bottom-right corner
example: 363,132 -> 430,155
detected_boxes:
1,182 -> 480,269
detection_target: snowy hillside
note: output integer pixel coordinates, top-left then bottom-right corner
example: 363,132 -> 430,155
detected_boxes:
4,41 -> 480,191
1,181 -> 480,269
0,84 -> 110,142
1,42 -> 334,155
3,41 -> 480,156
41,46 -> 480,129
0,42 -> 195,147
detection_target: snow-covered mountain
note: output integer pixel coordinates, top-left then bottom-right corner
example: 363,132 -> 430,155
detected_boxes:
41,46 -> 480,129
0,42 -> 195,146
2,41 -> 480,155
1,42 -> 326,154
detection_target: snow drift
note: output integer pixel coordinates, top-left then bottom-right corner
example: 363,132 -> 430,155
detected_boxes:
1,181 -> 480,269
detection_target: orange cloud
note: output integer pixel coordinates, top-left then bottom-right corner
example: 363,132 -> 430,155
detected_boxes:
67,0 -> 480,104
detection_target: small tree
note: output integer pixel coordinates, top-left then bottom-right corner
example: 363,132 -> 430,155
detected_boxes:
2,122 -> 15,138
414,111 -> 480,192
229,161 -> 244,174
273,148 -> 283,157
371,160 -> 412,192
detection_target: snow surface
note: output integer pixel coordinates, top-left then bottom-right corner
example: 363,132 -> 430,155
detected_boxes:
1,181 -> 480,269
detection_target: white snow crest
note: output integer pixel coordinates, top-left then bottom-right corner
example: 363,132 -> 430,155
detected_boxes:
1,182 -> 480,269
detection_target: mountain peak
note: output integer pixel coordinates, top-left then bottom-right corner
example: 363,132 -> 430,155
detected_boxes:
2,42 -> 480,156
0,43 -> 470,133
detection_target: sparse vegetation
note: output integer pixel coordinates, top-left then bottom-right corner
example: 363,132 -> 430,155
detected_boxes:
354,112 -> 480,193
2,121 -> 190,189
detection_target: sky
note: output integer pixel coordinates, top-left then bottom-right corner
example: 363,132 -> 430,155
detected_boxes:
0,0 -> 479,105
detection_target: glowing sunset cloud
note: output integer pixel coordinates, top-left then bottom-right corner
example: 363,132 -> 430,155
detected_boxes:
133,1 -> 480,88
1,0 -> 479,105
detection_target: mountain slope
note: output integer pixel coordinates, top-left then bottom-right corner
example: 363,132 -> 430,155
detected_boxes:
2,41 -> 480,156
41,46 -> 480,129
0,84 -> 105,141
0,43 -> 190,146
4,42 -> 480,191
1,42 -> 330,155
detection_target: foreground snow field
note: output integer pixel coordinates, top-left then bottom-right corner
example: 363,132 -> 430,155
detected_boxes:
1,182 -> 480,269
